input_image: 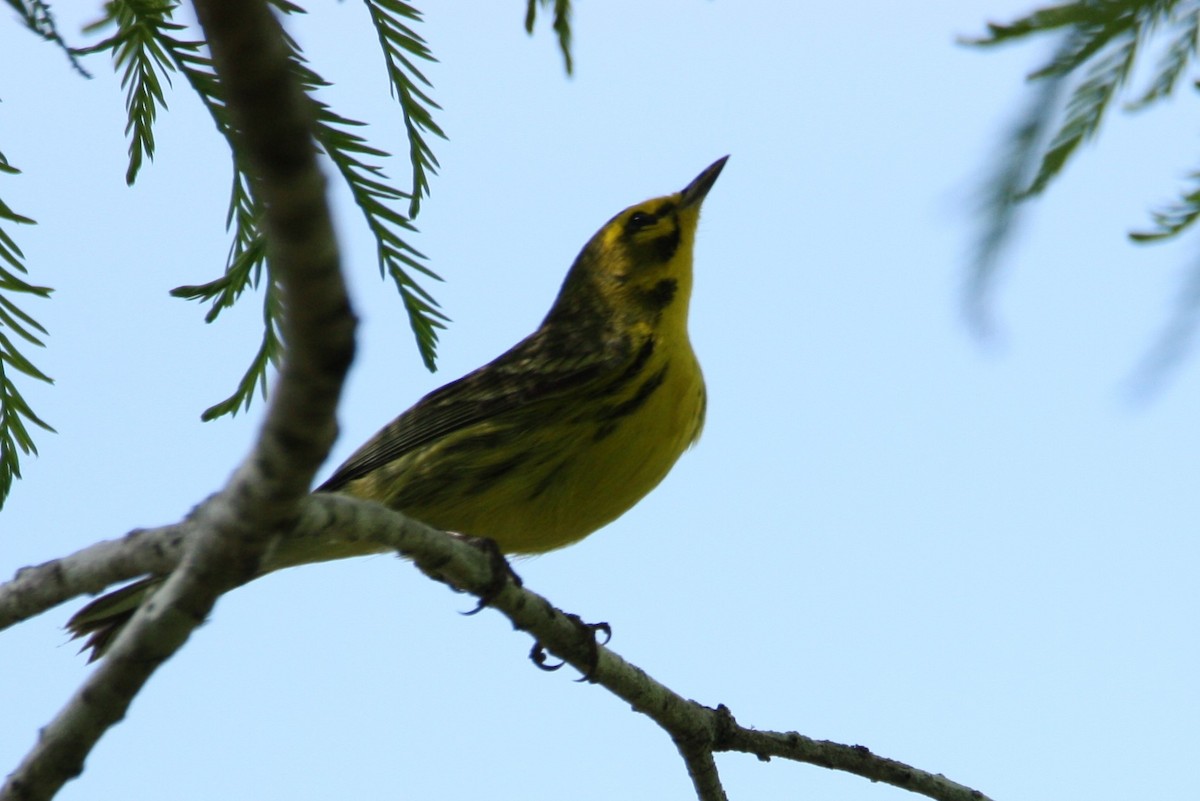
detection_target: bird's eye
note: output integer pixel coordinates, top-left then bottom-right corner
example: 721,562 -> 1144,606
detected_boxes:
626,211 -> 655,232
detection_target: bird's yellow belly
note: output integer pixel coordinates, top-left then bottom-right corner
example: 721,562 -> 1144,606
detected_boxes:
405,351 -> 705,554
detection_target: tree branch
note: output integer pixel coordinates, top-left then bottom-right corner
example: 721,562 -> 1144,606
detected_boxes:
0,1 -> 354,798
0,522 -> 191,631
5,485 -> 996,801
719,726 -> 991,801
674,737 -> 728,801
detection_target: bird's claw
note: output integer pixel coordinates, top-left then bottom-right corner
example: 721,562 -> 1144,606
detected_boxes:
529,614 -> 611,682
460,535 -> 522,616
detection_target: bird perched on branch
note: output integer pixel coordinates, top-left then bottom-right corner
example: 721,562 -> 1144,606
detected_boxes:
68,156 -> 728,660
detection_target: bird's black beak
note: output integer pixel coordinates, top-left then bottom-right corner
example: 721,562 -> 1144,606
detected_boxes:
680,156 -> 729,209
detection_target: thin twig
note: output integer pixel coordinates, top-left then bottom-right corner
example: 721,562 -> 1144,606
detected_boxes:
673,736 -> 728,801
720,727 -> 991,801
0,524 -> 189,632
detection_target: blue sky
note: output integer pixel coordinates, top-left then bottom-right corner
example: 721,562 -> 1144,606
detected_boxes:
3,2 -> 1198,800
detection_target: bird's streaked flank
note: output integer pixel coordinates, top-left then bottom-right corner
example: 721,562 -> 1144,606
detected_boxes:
68,157 -> 728,659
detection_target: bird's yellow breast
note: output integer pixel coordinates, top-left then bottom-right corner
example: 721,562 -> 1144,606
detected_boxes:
391,337 -> 705,554
505,343 -> 704,553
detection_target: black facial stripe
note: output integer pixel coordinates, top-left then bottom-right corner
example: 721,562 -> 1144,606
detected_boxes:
623,201 -> 677,236
646,225 -> 681,263
641,279 -> 677,312
625,211 -> 655,234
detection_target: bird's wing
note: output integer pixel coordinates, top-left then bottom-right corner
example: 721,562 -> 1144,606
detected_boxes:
316,324 -> 637,493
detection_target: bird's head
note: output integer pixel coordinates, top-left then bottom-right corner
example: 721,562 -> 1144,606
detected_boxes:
547,157 -> 728,335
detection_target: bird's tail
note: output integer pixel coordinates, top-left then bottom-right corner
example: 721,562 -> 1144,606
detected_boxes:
66,577 -> 163,662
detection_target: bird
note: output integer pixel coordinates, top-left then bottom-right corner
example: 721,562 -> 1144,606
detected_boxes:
67,156 -> 728,660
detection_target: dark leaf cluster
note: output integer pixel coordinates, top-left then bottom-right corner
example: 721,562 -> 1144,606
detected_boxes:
525,0 -> 574,75
0,152 -> 53,509
967,1 -> 1200,372
81,0 -> 448,410
4,0 -> 89,75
